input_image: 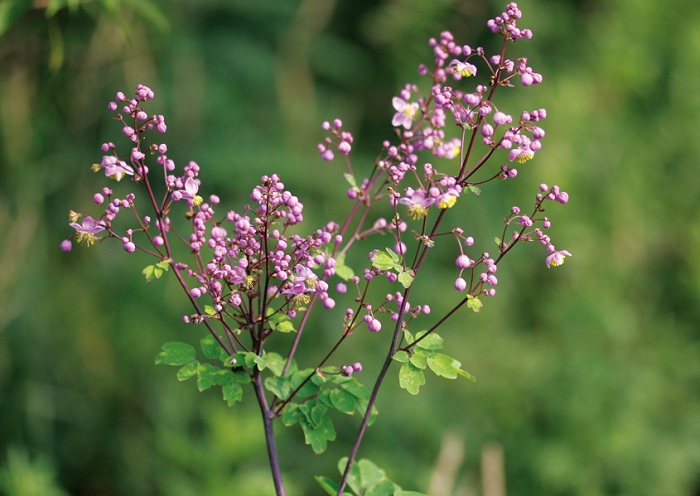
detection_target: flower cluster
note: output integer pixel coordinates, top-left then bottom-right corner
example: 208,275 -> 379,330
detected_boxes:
62,4 -> 571,494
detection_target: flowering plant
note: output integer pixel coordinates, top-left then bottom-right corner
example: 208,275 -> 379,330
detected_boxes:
62,3 -> 570,494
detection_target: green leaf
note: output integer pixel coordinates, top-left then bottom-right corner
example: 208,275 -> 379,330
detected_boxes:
467,294 -> 483,313
155,259 -> 170,270
371,248 -> 401,271
196,363 -> 227,391
300,414 -> 336,454
409,350 -> 429,369
338,457 -> 362,495
267,309 -> 297,333
468,184 -> 481,195
176,361 -> 199,381
399,362 -> 425,395
251,351 -> 286,375
330,388 -> 356,415
392,350 -> 409,363
290,369 -> 320,398
426,353 -> 459,379
231,369 -> 252,384
367,478 -> 395,496
200,335 -> 229,361
142,260 -> 170,282
344,172 -> 358,190
358,459 -> 389,492
455,367 -> 477,382
282,403 -> 302,426
310,402 -> 328,427
203,305 -> 217,316
395,491 -> 429,496
265,376 -> 291,400
335,253 -> 355,281
414,331 -> 443,350
397,270 -> 414,288
340,378 -> 369,400
221,380 -> 244,406
155,342 -> 196,366
226,351 -> 257,369
315,476 -> 349,496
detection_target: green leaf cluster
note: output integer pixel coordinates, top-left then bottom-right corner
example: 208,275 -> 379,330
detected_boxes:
277,368 -> 377,454
371,248 -> 414,288
141,260 -> 170,282
393,330 -> 475,395
154,338 -> 251,406
316,458 -> 427,496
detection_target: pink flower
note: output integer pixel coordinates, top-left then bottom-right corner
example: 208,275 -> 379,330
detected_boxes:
398,188 -> 434,219
449,59 -> 477,78
283,264 -> 319,303
172,177 -> 203,206
546,249 -> 572,268
391,97 -> 419,129
93,156 -> 134,181
70,216 -> 106,246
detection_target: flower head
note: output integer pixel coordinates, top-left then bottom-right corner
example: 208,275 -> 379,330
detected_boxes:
545,249 -> 572,268
93,156 -> 134,181
398,188 -> 435,220
283,264 -> 319,297
70,216 -> 106,246
173,177 -> 203,206
449,59 -> 477,78
391,97 -> 419,129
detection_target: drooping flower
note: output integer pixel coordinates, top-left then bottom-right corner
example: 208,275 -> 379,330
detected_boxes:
509,147 -> 534,163
449,59 -> 477,78
391,97 -> 419,129
398,188 -> 434,220
172,177 -> 203,206
545,249 -> 572,268
283,264 -> 319,303
70,216 -> 106,246
92,156 -> 134,181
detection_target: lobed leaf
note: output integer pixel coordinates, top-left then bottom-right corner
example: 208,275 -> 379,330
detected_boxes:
154,342 -> 195,366
329,388 -> 356,415
426,353 -> 459,379
265,376 -> 292,400
467,294 -> 483,313
221,380 -> 243,406
315,475 -> 351,496
335,253 -> 355,281
399,362 -> 425,395
200,335 -> 229,362
414,331 -> 443,350
267,309 -> 297,333
397,270 -> 414,288
196,363 -> 228,391
176,361 -> 199,381
300,414 -> 336,454
392,350 -> 409,363
366,478 -> 395,496
409,351 -> 428,370
252,351 -> 286,376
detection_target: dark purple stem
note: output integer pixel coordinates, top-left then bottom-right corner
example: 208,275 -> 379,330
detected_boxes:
253,370 -> 286,496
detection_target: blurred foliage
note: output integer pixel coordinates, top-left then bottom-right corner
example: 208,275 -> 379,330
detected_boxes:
1,0 -> 699,495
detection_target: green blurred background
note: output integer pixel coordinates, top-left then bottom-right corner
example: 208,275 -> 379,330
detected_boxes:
1,0 -> 700,494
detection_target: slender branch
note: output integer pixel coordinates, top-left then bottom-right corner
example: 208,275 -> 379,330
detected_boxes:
253,370 -> 286,496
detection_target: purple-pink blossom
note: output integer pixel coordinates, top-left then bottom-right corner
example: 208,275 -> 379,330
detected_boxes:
391,97 -> 419,129
546,249 -> 572,268
70,216 -> 106,247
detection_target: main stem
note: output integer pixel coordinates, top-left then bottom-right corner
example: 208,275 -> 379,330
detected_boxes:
253,371 -> 286,496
